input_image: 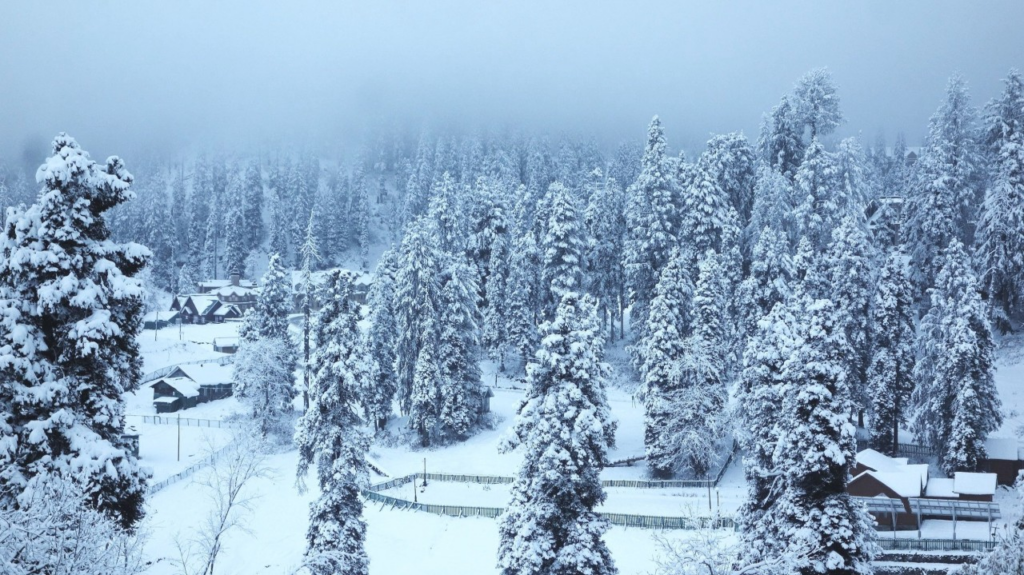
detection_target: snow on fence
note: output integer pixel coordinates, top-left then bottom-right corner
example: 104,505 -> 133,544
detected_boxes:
362,472 -> 737,530
875,539 -> 997,553
129,414 -> 242,429
148,444 -> 232,494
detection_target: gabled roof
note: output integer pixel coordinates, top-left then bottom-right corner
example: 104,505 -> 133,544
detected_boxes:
953,472 -> 998,496
855,449 -> 909,472
211,285 -> 257,298
199,278 -> 256,289
155,376 -> 200,398
172,364 -> 233,386
213,304 -> 241,317
142,310 -> 179,323
854,470 -> 923,498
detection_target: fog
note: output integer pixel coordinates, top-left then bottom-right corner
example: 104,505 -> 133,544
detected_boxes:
2,1 -> 1023,162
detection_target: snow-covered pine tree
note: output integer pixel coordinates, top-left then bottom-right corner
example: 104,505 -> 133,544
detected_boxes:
481,225 -> 511,368
498,293 -> 617,575
233,335 -> 296,438
362,247 -> 400,431
976,70 -> 1024,329
704,133 -> 757,228
506,232 -> 543,364
410,321 -> 442,446
294,270 -> 369,575
736,300 -> 798,568
825,216 -> 876,423
791,67 -> 844,142
177,260 -> 199,295
541,181 -> 586,315
242,160 -> 264,256
903,75 -> 983,297
436,260 -> 482,443
793,138 -> 841,250
666,251 -> 728,478
772,297 -> 877,575
428,171 -> 465,255
641,247 -> 693,477
757,95 -> 804,179
681,149 -> 733,263
239,252 -> 293,344
585,175 -> 627,341
912,239 -> 1002,474
224,206 -> 248,278
351,170 -> 371,270
738,227 -> 793,339
299,212 -> 321,411
625,116 -> 678,346
866,252 -> 917,456
747,166 -> 797,251
0,134 -> 150,529
393,218 -> 442,415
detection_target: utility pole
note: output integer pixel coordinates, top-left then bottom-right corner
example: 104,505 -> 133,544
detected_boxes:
177,412 -> 181,462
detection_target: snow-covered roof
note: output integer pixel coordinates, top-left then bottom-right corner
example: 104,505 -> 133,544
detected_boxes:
924,478 -> 958,499
153,396 -> 180,404
855,449 -> 908,472
213,304 -> 240,316
211,285 -> 256,298
214,337 -> 239,346
985,437 -> 1021,461
199,279 -> 256,289
142,310 -> 179,322
155,377 -> 200,398
860,470 -> 923,498
173,364 -> 233,386
953,472 -> 997,496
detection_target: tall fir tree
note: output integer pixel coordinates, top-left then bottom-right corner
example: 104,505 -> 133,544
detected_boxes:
912,240 -> 1002,474
757,95 -> 804,179
436,260 -> 482,443
640,248 -> 693,477
624,116 -> 678,347
903,75 -> 984,297
0,134 -> 150,529
540,181 -> 586,315
393,218 -> 442,415
294,270 -> 369,575
771,297 -> 877,575
793,138 -> 841,250
362,248 -> 400,431
497,293 -> 617,575
867,252 -> 916,455
976,70 -> 1024,329
239,252 -> 293,344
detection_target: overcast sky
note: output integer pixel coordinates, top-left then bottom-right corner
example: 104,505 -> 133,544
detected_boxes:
2,1 -> 1022,164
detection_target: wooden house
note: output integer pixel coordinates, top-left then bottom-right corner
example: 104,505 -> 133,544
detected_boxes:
213,337 -> 240,354
170,294 -> 242,325
143,310 -> 180,330
151,363 -> 234,413
848,470 -> 923,528
981,437 -> 1023,485
953,472 -> 998,502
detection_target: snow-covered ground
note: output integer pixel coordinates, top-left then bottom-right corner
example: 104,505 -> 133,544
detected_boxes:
127,319 -> 1024,574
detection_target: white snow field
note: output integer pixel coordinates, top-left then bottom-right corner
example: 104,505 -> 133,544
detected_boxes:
130,319 -> 1023,574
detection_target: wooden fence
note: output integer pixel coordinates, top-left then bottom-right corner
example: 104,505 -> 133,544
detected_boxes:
129,414 -> 242,429
363,472 -> 737,530
148,444 -> 232,494
875,538 -> 997,553
856,439 -> 937,458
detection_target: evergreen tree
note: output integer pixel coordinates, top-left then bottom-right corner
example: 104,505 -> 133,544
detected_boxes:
641,248 -> 693,477
239,253 -> 293,344
912,240 -> 1002,474
481,226 -> 511,368
363,248 -> 400,431
624,116 -> 678,345
903,76 -> 983,296
825,216 -> 876,422
772,297 -> 877,575
541,181 -> 586,314
436,260 -> 482,443
867,252 -> 916,455
497,293 -> 617,575
976,70 -> 1024,328
737,300 -> 798,567
294,270 -> 369,575
233,336 -> 296,438
681,150 -> 733,262
351,170 -> 371,270
666,251 -> 728,478
393,219 -> 442,414
299,212 -> 321,411
224,206 -> 248,277
242,160 -> 264,255
793,138 -> 841,250
506,232 -> 543,363
747,166 -> 797,251
585,175 -> 627,341
704,132 -> 758,227
791,67 -> 844,141
0,134 -> 149,529
177,260 -> 199,294
758,95 -> 804,179
738,227 -> 792,339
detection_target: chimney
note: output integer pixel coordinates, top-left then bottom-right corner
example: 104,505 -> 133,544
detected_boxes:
231,271 -> 240,287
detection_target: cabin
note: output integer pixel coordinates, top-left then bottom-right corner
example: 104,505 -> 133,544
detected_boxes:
151,363 -> 234,413
171,294 -> 242,325
213,337 -> 240,354
953,472 -> 998,502
851,448 -> 910,477
474,386 -> 494,416
848,470 -> 923,528
981,436 -> 1024,485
